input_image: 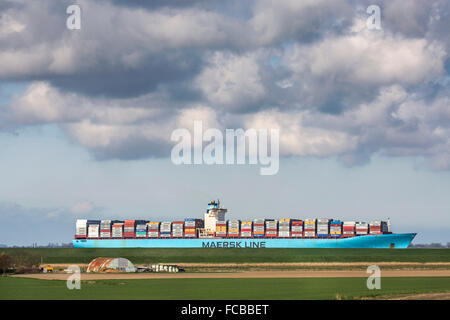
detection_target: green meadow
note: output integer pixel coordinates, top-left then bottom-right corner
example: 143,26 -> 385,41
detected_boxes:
2,248 -> 450,264
1,276 -> 449,300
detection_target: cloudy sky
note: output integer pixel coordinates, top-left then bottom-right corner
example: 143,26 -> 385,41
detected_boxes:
0,0 -> 449,245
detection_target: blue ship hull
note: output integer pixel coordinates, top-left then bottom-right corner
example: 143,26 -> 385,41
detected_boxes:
73,233 -> 416,249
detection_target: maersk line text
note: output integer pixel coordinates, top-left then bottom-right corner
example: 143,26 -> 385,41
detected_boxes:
202,241 -> 266,248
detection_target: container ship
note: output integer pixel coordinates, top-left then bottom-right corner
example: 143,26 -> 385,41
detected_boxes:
73,200 -> 416,249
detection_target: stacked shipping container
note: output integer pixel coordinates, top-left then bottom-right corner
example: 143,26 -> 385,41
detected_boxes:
265,219 -> 277,237
147,222 -> 159,238
278,219 -> 290,238
356,222 -> 369,235
330,220 -> 342,237
291,220 -> 303,237
240,221 -> 252,237
112,222 -> 123,238
135,221 -> 147,238
100,220 -> 111,238
87,221 -> 100,238
228,220 -> 240,237
304,219 -> 316,237
343,221 -> 356,237
160,222 -> 171,238
215,221 -> 227,237
75,219 -> 87,238
317,219 -> 330,237
172,221 -> 184,238
76,217 -> 389,240
253,219 -> 265,238
123,220 -> 135,238
369,221 -> 388,234
184,219 -> 196,238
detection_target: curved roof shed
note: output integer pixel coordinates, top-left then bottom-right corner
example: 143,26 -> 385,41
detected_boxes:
87,257 -> 136,273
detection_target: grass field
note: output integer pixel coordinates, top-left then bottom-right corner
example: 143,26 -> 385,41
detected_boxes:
2,248 -> 450,264
1,276 -> 449,299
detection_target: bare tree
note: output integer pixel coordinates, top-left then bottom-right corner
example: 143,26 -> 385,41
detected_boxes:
9,251 -> 40,269
0,253 -> 12,275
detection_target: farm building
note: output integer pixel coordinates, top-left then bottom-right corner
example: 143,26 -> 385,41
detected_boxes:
86,257 -> 136,273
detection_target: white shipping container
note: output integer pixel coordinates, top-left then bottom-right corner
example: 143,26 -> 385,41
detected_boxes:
88,225 -> 99,238
76,219 -> 88,235
76,219 -> 87,227
76,228 -> 87,236
291,233 -> 303,237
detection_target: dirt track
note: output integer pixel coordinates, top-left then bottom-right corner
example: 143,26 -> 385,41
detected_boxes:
47,262 -> 450,268
13,269 -> 450,280
166,262 -> 450,267
389,292 -> 450,300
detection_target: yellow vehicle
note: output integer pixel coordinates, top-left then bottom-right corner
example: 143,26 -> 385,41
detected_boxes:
41,265 -> 54,273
